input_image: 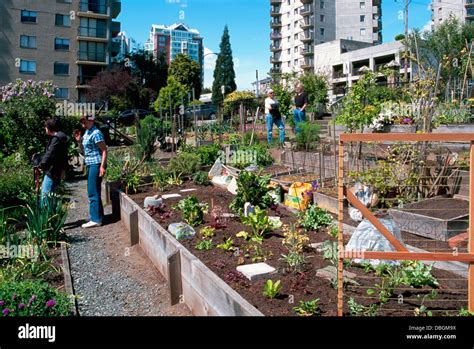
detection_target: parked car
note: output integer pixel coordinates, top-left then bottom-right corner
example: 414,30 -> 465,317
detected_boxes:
184,103 -> 216,122
118,109 -> 155,126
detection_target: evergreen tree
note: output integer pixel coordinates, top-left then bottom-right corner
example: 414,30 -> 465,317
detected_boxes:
212,25 -> 237,104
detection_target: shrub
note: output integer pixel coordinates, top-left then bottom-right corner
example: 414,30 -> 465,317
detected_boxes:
229,171 -> 273,215
168,152 -> 202,177
196,144 -> 221,166
135,115 -> 163,161
0,156 -> 33,207
295,122 -> 320,150
192,171 -> 210,186
298,205 -> 334,232
231,144 -> 274,169
0,280 -> 71,316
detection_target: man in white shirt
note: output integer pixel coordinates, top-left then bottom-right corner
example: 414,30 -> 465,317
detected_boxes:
265,89 -> 285,144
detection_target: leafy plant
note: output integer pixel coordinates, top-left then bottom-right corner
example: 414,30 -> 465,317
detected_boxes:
293,299 -> 321,316
230,144 -> 274,169
196,144 -> 222,166
281,225 -> 309,272
0,280 -> 71,316
347,297 -> 377,317
166,171 -> 184,186
262,279 -> 282,299
216,237 -> 235,252
122,171 -> 141,194
135,115 -> 163,161
298,205 -> 334,232
320,240 -> 339,266
229,171 -> 273,215
173,196 -> 208,227
414,290 -> 437,317
241,206 -> 274,242
192,171 -> 210,186
328,224 -> 339,239
168,152 -> 202,177
295,122 -> 320,150
200,226 -> 216,239
152,167 -> 170,191
367,264 -> 404,304
195,239 -> 213,251
458,308 -> 474,317
400,261 -> 439,288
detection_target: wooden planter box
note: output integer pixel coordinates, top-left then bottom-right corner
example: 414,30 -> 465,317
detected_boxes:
313,191 -> 347,214
433,124 -> 474,134
119,192 -> 263,316
389,198 -> 469,242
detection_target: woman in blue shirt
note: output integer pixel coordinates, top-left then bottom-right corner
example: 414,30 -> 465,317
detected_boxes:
75,115 -> 108,228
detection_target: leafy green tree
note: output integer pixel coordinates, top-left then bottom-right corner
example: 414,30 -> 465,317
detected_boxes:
126,49 -> 168,93
223,91 -> 257,117
299,73 -> 329,106
212,26 -> 237,104
169,53 -> 202,99
154,76 -> 187,114
394,34 -> 405,41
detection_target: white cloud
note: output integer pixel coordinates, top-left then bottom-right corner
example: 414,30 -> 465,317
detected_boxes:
421,20 -> 433,33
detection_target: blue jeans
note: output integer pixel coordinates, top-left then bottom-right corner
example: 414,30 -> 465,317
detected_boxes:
87,164 -> 104,224
266,113 -> 285,144
41,175 -> 60,197
294,109 -> 306,134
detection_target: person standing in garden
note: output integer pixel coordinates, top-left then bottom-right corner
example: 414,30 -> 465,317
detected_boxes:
38,118 -> 69,196
293,83 -> 308,134
265,89 -> 285,145
75,115 -> 107,228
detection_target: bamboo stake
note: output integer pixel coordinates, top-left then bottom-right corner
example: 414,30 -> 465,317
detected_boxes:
337,140 -> 344,317
469,141 -> 474,312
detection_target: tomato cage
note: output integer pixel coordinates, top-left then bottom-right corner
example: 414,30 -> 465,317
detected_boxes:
336,133 -> 474,316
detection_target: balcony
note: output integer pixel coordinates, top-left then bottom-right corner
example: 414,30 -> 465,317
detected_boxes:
270,0 -> 282,4
300,32 -> 314,42
270,31 -> 282,40
468,7 -> 474,17
111,0 -> 121,19
78,26 -> 108,40
77,50 -> 108,65
300,46 -> 314,56
270,44 -> 282,52
467,0 -> 474,5
76,74 -> 96,87
79,0 -> 108,16
270,55 -> 281,64
333,70 -> 345,79
111,41 -> 120,56
300,5 -> 313,17
270,19 -> 282,28
373,6 -> 380,14
270,67 -> 282,75
111,21 -> 121,37
270,6 -> 281,16
300,17 -> 314,29
301,59 -> 314,70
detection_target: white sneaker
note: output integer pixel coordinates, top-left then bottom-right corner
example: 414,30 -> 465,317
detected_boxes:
81,221 -> 102,229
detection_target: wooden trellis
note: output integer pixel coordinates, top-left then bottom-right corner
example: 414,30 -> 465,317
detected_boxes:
337,133 -> 474,316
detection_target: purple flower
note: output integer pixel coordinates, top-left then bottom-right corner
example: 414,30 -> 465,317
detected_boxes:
3,308 -> 10,316
45,300 -> 56,308
19,303 -> 25,310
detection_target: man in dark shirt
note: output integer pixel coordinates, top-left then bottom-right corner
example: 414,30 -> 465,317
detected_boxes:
38,118 -> 69,196
294,83 -> 308,134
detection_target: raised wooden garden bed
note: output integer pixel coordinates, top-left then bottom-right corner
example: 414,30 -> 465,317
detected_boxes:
119,183 -> 468,316
313,188 -> 347,215
389,197 -> 469,242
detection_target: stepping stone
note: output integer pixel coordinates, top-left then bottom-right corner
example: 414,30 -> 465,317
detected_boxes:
162,194 -> 182,199
236,263 -> 277,281
315,265 -> 359,286
180,189 -> 197,193
309,242 -> 324,251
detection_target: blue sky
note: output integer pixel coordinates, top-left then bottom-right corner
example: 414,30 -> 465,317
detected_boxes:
120,0 -> 432,89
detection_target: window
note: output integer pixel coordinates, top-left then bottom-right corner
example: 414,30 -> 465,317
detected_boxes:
54,62 -> 69,75
21,10 -> 37,23
320,28 -> 325,36
288,24 -> 291,30
79,18 -> 107,38
79,41 -> 106,62
287,48 -> 291,54
320,1 -> 325,9
294,9 -> 298,15
294,34 -> 298,40
360,15 -> 365,22
20,35 -> 36,49
55,14 -> 71,27
55,88 -> 69,99
294,59 -> 298,66
320,15 -> 325,22
360,28 -> 366,36
20,60 -> 36,73
294,21 -> 298,28
159,36 -> 166,45
294,47 -> 298,53
55,38 -> 70,50
360,2 -> 365,9
287,61 -> 291,67
287,36 -> 290,42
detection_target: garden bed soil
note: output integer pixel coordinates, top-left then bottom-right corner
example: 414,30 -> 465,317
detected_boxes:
399,197 -> 469,220
130,183 -> 467,316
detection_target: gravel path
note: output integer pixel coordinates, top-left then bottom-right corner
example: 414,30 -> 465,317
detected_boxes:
64,179 -> 190,316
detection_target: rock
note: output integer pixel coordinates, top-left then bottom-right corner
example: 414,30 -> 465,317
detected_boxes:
236,263 -> 277,281
144,196 -> 163,210
309,242 -> 324,251
162,193 -> 181,200
244,202 -> 255,217
315,265 -> 359,285
168,222 -> 196,241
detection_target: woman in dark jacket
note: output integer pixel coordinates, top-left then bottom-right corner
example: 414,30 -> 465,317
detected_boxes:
39,118 -> 69,196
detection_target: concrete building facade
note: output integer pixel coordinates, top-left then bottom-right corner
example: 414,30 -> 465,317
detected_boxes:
270,0 -> 382,75
0,0 -> 122,102
431,0 -> 473,29
145,23 -> 204,84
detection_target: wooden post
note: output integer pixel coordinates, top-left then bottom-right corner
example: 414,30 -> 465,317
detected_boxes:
167,250 -> 183,306
469,141 -> 474,312
129,210 -> 139,246
337,140 -> 344,317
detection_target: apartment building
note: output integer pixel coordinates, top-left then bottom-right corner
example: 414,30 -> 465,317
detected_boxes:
270,0 -> 382,75
112,31 -> 130,62
270,0 -> 382,73
431,0 -> 473,29
145,23 -> 204,84
0,0 -> 122,102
